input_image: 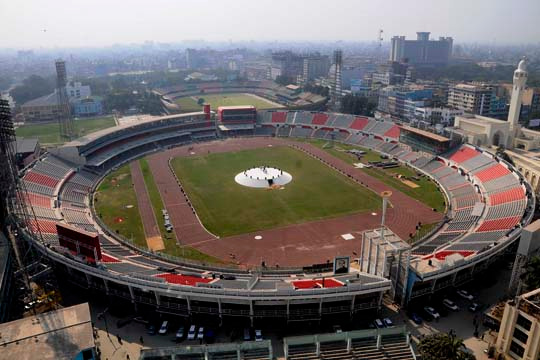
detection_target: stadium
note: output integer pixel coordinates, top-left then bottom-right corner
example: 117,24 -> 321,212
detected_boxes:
156,80 -> 328,113
15,102 -> 535,330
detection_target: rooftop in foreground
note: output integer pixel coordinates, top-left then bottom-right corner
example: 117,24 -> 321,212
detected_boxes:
0,302 -> 95,360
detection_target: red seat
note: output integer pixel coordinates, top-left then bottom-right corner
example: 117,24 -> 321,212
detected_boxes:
475,164 -> 510,182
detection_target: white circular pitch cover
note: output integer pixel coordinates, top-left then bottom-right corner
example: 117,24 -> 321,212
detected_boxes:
235,166 -> 292,189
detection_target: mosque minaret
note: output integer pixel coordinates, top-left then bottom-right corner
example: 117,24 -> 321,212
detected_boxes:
508,58 -> 528,140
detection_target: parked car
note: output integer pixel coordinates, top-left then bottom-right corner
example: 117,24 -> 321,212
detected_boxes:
187,325 -> 197,340
373,319 -> 385,328
469,302 -> 480,312
409,312 -> 422,325
147,325 -> 156,335
423,306 -> 440,320
205,329 -> 215,343
333,325 -> 343,333
243,328 -> 251,341
457,289 -> 474,300
159,321 -> 169,335
255,329 -> 263,341
383,318 -> 394,327
197,326 -> 205,340
175,326 -> 185,341
442,299 -> 459,311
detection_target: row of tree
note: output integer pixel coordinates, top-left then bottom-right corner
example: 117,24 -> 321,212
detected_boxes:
340,94 -> 376,116
415,62 -> 540,86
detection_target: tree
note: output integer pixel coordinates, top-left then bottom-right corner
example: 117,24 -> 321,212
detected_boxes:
275,75 -> 294,86
418,332 -> 475,360
523,256 -> 540,291
10,75 -> 55,105
340,94 -> 375,116
197,98 -> 205,105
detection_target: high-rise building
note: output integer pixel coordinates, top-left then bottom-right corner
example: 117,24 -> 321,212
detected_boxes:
270,51 -> 304,81
495,288 -> 540,360
390,32 -> 453,65
448,83 -> 501,117
377,85 -> 433,120
302,54 -> 331,82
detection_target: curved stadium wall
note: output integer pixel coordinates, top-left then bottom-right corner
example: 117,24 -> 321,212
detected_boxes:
16,109 -> 534,322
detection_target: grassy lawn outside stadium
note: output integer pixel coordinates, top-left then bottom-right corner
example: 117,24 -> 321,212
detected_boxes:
174,92 -> 282,113
16,115 -> 116,145
171,146 -> 381,237
94,165 -> 146,248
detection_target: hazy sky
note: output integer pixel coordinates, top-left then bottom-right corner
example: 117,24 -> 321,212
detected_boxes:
1,0 -> 539,48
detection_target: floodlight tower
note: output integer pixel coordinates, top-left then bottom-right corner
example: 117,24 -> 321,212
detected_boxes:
55,59 -> 74,140
377,29 -> 384,62
330,49 -> 343,111
380,191 -> 392,241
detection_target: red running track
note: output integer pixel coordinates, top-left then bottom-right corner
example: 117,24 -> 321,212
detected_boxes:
147,138 -> 443,267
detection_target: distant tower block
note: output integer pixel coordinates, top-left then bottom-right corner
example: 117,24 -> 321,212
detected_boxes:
508,58 -> 528,138
330,49 -> 343,111
55,59 -> 74,140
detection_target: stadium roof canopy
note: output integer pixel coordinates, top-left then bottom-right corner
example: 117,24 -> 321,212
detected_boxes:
399,125 -> 450,143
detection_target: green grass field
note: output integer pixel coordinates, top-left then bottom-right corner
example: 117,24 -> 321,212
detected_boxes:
174,92 -> 282,113
139,159 -> 224,264
171,146 -> 380,237
94,165 -> 146,248
302,139 -> 446,212
16,116 -> 115,145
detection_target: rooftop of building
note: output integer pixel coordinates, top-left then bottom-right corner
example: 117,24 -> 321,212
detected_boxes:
22,92 -> 58,108
0,302 -> 95,360
15,137 -> 39,154
456,114 -> 509,126
217,105 -> 256,111
518,288 -> 540,320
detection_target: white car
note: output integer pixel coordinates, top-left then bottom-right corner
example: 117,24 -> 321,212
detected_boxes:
158,320 -> 169,335
443,299 -> 460,311
197,326 -> 205,340
424,306 -> 440,320
255,329 -> 263,341
373,318 -> 384,328
457,289 -> 474,300
187,325 -> 196,340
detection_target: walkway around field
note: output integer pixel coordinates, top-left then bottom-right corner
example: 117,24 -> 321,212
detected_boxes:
146,138 -> 443,267
129,161 -> 165,251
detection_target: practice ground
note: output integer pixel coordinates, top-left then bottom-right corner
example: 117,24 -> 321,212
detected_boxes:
171,146 -> 381,237
302,139 -> 446,212
174,92 -> 282,113
16,115 -> 115,145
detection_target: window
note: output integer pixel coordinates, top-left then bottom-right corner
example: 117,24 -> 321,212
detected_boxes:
510,341 -> 525,358
516,314 -> 532,331
513,327 -> 529,344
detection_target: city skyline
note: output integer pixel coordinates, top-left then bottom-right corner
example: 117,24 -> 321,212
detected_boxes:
2,0 -> 540,48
